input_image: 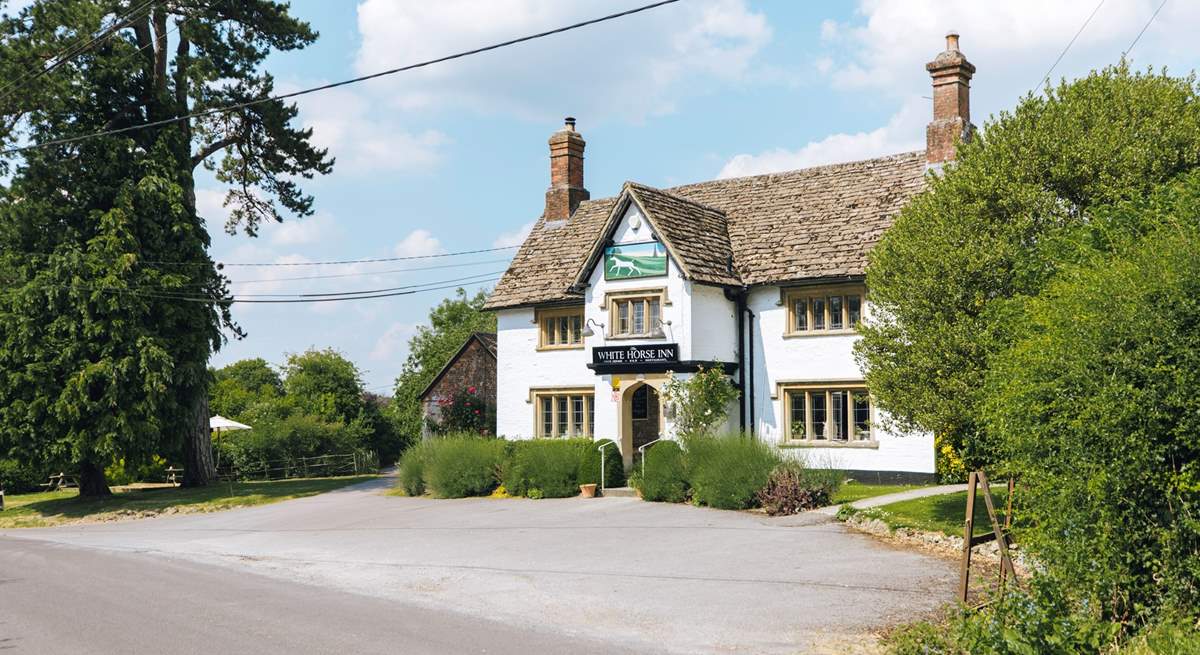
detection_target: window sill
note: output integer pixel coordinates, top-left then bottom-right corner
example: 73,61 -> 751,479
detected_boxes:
782,329 -> 857,339
779,440 -> 879,450
536,345 -> 585,352
605,333 -> 667,341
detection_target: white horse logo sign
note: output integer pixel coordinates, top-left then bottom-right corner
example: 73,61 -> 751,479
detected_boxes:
604,241 -> 667,280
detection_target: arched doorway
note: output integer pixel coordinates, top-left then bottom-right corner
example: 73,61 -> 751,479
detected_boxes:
626,383 -> 661,458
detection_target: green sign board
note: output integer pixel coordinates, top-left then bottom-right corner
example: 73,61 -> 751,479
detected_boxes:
604,241 -> 667,280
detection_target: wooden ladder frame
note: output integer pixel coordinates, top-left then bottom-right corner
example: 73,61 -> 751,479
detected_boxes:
958,470 -> 1019,604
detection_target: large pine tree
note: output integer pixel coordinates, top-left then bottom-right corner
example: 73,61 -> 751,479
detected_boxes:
0,1 -> 332,495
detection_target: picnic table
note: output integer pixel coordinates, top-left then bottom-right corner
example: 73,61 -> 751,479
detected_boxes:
166,466 -> 185,486
40,472 -> 78,491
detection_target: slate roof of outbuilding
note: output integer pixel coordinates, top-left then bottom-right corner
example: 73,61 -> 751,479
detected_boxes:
483,150 -> 927,310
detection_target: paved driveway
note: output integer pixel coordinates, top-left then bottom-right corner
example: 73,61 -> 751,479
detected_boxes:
1,477 -> 956,653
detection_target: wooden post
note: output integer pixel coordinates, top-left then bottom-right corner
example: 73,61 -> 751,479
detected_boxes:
958,471 -> 977,603
977,471 -> 1018,587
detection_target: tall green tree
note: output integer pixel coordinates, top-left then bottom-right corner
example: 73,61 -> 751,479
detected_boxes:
0,1 -> 331,495
282,348 -> 366,425
392,288 -> 496,440
982,173 -> 1200,624
855,64 -> 1200,478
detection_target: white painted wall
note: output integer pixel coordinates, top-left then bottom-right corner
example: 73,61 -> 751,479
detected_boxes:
493,198 -> 933,474
745,286 -> 934,474
494,307 -> 592,440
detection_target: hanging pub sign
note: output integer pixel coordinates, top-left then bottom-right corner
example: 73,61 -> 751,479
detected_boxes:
592,343 -> 679,367
604,241 -> 667,280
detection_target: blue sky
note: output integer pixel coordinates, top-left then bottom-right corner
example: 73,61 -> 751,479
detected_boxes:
198,0 -> 1200,392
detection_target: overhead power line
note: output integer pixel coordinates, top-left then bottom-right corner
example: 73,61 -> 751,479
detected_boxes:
4,244 -> 520,268
59,270 -> 501,302
1124,0 -> 1167,57
228,257 -> 512,285
1035,0 -> 1105,93
0,0 -> 157,104
106,276 -> 501,305
0,0 -> 682,157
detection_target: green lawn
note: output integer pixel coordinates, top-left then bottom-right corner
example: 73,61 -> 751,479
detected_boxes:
841,486 -> 1013,537
831,482 -> 928,504
0,475 -> 378,528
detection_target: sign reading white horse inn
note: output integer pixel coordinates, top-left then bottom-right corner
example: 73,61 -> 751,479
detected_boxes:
604,241 -> 667,280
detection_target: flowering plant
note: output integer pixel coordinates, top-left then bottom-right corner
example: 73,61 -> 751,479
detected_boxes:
429,385 -> 495,435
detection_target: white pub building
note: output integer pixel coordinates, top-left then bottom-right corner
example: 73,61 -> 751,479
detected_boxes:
484,35 -> 978,481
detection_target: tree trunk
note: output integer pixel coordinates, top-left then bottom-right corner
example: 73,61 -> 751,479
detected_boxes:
78,460 -> 112,497
182,391 -> 215,487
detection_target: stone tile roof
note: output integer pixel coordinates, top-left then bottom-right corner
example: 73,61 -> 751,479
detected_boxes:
620,183 -> 741,287
418,332 -> 497,400
484,151 -> 927,309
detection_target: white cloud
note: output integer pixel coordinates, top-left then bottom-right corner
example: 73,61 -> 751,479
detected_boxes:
492,220 -> 535,249
394,229 -> 444,258
820,1 -> 1198,99
717,96 -> 925,178
291,85 -> 448,173
370,321 -> 420,361
353,0 -> 771,122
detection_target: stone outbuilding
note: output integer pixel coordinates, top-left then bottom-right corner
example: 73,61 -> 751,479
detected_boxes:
418,332 -> 497,437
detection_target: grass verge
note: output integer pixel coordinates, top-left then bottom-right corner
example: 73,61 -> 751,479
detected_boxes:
0,475 -> 378,528
837,486 -> 1012,537
830,482 -> 928,504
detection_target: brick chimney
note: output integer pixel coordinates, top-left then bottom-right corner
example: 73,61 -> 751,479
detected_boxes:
544,117 -> 589,220
925,32 -> 976,166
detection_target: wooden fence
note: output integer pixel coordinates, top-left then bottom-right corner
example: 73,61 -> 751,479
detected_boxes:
215,451 -> 378,482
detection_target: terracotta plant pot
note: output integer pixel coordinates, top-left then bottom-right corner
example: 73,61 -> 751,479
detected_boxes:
579,483 -> 598,498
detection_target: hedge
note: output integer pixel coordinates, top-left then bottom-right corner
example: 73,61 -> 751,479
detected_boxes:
685,433 -> 780,510
635,440 -> 688,502
576,438 -> 625,489
502,438 -> 591,499
423,435 -> 506,498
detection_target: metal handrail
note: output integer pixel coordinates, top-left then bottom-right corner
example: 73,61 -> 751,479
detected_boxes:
637,436 -> 663,478
598,441 -> 615,491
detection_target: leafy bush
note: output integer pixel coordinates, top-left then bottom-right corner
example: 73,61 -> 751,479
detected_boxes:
429,386 -> 495,436
685,433 -> 779,510
215,407 -> 367,474
636,440 -> 688,503
663,367 -> 740,438
397,441 -> 431,496
502,438 -> 589,498
981,184 -> 1200,623
886,580 -> 1121,655
0,458 -> 45,494
755,460 -> 842,516
576,439 -> 625,489
423,435 -> 505,498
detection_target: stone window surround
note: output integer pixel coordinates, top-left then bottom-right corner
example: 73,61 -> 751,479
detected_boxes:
536,306 -> 585,351
528,386 -> 595,438
781,283 -> 866,338
600,286 -> 671,341
776,380 -> 878,449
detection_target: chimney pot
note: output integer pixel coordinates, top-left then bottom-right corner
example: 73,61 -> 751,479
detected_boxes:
564,116 -> 576,131
946,31 -> 960,51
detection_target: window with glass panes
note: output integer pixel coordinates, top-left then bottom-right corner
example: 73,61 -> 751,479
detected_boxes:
537,307 -> 584,349
535,391 -> 594,438
608,293 -> 663,337
784,386 -> 873,442
786,286 -> 865,335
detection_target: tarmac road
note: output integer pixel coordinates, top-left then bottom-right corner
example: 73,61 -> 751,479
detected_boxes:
1,475 -> 956,653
